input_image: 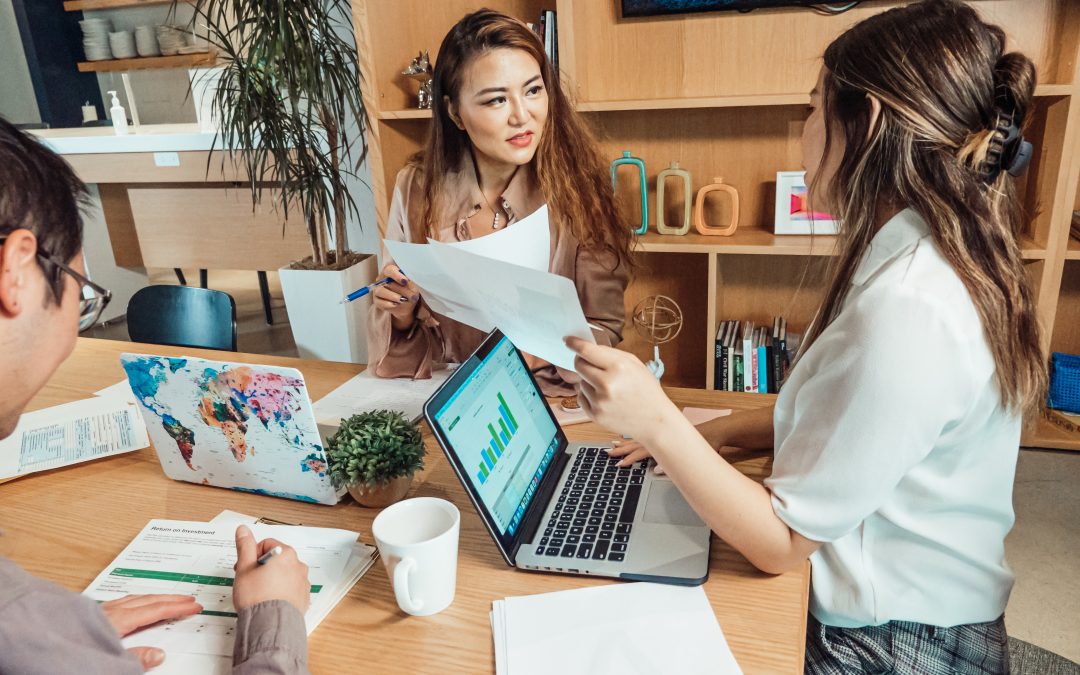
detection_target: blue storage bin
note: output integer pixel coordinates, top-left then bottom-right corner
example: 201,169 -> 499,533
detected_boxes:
1048,352 -> 1080,414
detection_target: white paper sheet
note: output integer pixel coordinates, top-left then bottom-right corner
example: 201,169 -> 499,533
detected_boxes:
0,395 -> 149,479
84,518 -> 376,675
93,380 -> 140,407
434,204 -> 551,271
385,238 -> 594,372
493,582 -> 741,675
313,367 -> 453,425
682,407 -> 732,426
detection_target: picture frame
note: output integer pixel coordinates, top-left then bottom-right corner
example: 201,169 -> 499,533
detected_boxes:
773,170 -> 839,235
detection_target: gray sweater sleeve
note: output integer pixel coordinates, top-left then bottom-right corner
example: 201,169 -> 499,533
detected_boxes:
0,557 -> 143,675
0,558 -> 309,675
232,600 -> 311,674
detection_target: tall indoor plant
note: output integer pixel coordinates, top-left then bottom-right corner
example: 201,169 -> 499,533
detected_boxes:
183,0 -> 376,362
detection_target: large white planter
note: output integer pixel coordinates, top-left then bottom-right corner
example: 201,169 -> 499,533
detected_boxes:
279,254 -> 377,363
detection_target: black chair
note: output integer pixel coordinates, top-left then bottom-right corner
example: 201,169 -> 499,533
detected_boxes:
127,285 -> 238,351
174,269 -> 275,325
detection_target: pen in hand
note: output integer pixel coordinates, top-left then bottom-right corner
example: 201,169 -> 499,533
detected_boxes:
256,545 -> 283,565
341,267 -> 408,304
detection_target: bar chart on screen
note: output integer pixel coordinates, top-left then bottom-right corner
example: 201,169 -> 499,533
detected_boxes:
477,392 -> 520,485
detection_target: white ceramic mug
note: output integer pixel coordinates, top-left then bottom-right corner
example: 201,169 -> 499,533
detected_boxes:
372,497 -> 460,616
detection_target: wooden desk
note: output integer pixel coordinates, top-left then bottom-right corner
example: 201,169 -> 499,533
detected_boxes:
0,338 -> 808,674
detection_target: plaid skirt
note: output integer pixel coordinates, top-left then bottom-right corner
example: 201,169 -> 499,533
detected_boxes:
806,613 -> 1010,674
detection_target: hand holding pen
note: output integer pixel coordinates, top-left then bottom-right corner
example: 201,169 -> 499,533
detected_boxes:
364,263 -> 421,329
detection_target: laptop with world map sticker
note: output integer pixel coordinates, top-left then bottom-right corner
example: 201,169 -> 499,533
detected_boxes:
120,353 -> 341,505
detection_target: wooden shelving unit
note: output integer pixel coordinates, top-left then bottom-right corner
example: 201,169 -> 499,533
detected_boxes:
353,0 -> 1080,451
76,52 -> 214,73
64,0 -> 189,10
67,0 -> 206,72
1067,237 -> 1080,261
377,85 -> 1073,121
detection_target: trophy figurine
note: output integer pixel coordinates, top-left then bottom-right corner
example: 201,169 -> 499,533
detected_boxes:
403,50 -> 433,109
632,295 -> 683,382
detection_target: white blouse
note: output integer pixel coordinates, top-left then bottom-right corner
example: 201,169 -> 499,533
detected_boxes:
765,208 -> 1020,628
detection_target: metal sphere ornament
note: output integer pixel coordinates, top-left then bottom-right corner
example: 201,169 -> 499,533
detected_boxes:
632,295 -> 683,382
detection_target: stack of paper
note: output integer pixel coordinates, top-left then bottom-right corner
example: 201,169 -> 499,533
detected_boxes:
384,205 -> 595,373
313,367 -> 453,425
0,389 -> 148,481
83,511 -> 377,674
491,582 -> 742,675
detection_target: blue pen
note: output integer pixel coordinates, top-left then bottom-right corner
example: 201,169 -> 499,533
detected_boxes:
342,268 -> 407,303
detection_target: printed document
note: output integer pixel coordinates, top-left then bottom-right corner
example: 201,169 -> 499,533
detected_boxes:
491,582 -> 742,674
384,237 -> 594,372
313,367 -> 453,424
84,518 -> 376,675
434,204 -> 550,271
0,395 -> 148,480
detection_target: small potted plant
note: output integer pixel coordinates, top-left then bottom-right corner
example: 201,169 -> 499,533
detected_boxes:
326,410 -> 425,508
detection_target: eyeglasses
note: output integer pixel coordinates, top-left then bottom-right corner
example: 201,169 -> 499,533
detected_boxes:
0,235 -> 113,329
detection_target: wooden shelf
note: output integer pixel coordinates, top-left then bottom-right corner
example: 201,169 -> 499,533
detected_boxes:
1067,237 -> 1080,261
578,93 -> 810,112
77,52 -> 214,73
64,0 -> 189,9
377,109 -> 432,120
1020,236 -> 1048,259
635,230 -> 836,255
377,87 -> 1072,120
633,231 -> 1045,257
1034,83 -> 1074,97
1022,416 -> 1080,451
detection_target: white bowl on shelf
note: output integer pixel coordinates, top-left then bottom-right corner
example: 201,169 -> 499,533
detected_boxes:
108,31 -> 137,59
135,25 -> 160,57
155,25 -> 187,55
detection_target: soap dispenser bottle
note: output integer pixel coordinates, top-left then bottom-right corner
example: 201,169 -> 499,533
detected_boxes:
108,90 -> 128,136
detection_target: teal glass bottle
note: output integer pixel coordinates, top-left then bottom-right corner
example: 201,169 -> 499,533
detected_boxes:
610,150 -> 649,235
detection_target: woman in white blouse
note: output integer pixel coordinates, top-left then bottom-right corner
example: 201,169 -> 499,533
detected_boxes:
566,1 -> 1046,673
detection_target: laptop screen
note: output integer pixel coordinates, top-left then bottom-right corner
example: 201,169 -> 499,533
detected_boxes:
431,334 -> 560,539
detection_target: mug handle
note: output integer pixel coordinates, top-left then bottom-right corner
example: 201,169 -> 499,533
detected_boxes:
393,557 -> 424,614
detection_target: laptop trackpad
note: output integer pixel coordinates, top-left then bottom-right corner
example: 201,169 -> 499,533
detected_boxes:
642,481 -> 705,527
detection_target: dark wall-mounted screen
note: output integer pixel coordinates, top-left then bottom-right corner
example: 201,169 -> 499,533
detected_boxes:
623,0 -> 826,17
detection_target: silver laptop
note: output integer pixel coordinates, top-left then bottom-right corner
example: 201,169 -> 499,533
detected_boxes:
424,329 -> 711,585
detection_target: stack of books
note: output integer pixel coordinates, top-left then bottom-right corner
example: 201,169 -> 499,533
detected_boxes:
713,318 -> 800,393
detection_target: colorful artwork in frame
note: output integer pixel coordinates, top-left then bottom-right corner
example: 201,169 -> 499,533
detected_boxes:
622,0 -> 822,18
774,170 -> 839,235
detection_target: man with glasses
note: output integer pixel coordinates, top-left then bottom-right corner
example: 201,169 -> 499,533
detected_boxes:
0,118 -> 312,673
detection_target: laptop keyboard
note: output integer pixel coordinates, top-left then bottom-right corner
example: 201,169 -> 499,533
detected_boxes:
534,446 -> 647,564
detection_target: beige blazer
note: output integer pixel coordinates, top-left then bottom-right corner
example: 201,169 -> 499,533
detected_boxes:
367,162 -> 629,396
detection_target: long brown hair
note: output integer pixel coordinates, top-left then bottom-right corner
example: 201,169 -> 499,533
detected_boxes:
415,9 -> 632,270
806,0 -> 1046,413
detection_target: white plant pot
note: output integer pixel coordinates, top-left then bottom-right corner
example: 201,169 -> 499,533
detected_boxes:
279,254 -> 377,363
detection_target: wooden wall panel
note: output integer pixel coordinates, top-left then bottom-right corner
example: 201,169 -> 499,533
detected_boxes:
126,187 -> 312,270
715,255 -> 830,337
586,105 -> 805,237
568,0 -> 1069,105
373,119 -> 430,239
63,151 -> 249,184
1051,262 -> 1080,355
621,252 -> 709,388
363,0 -> 549,114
